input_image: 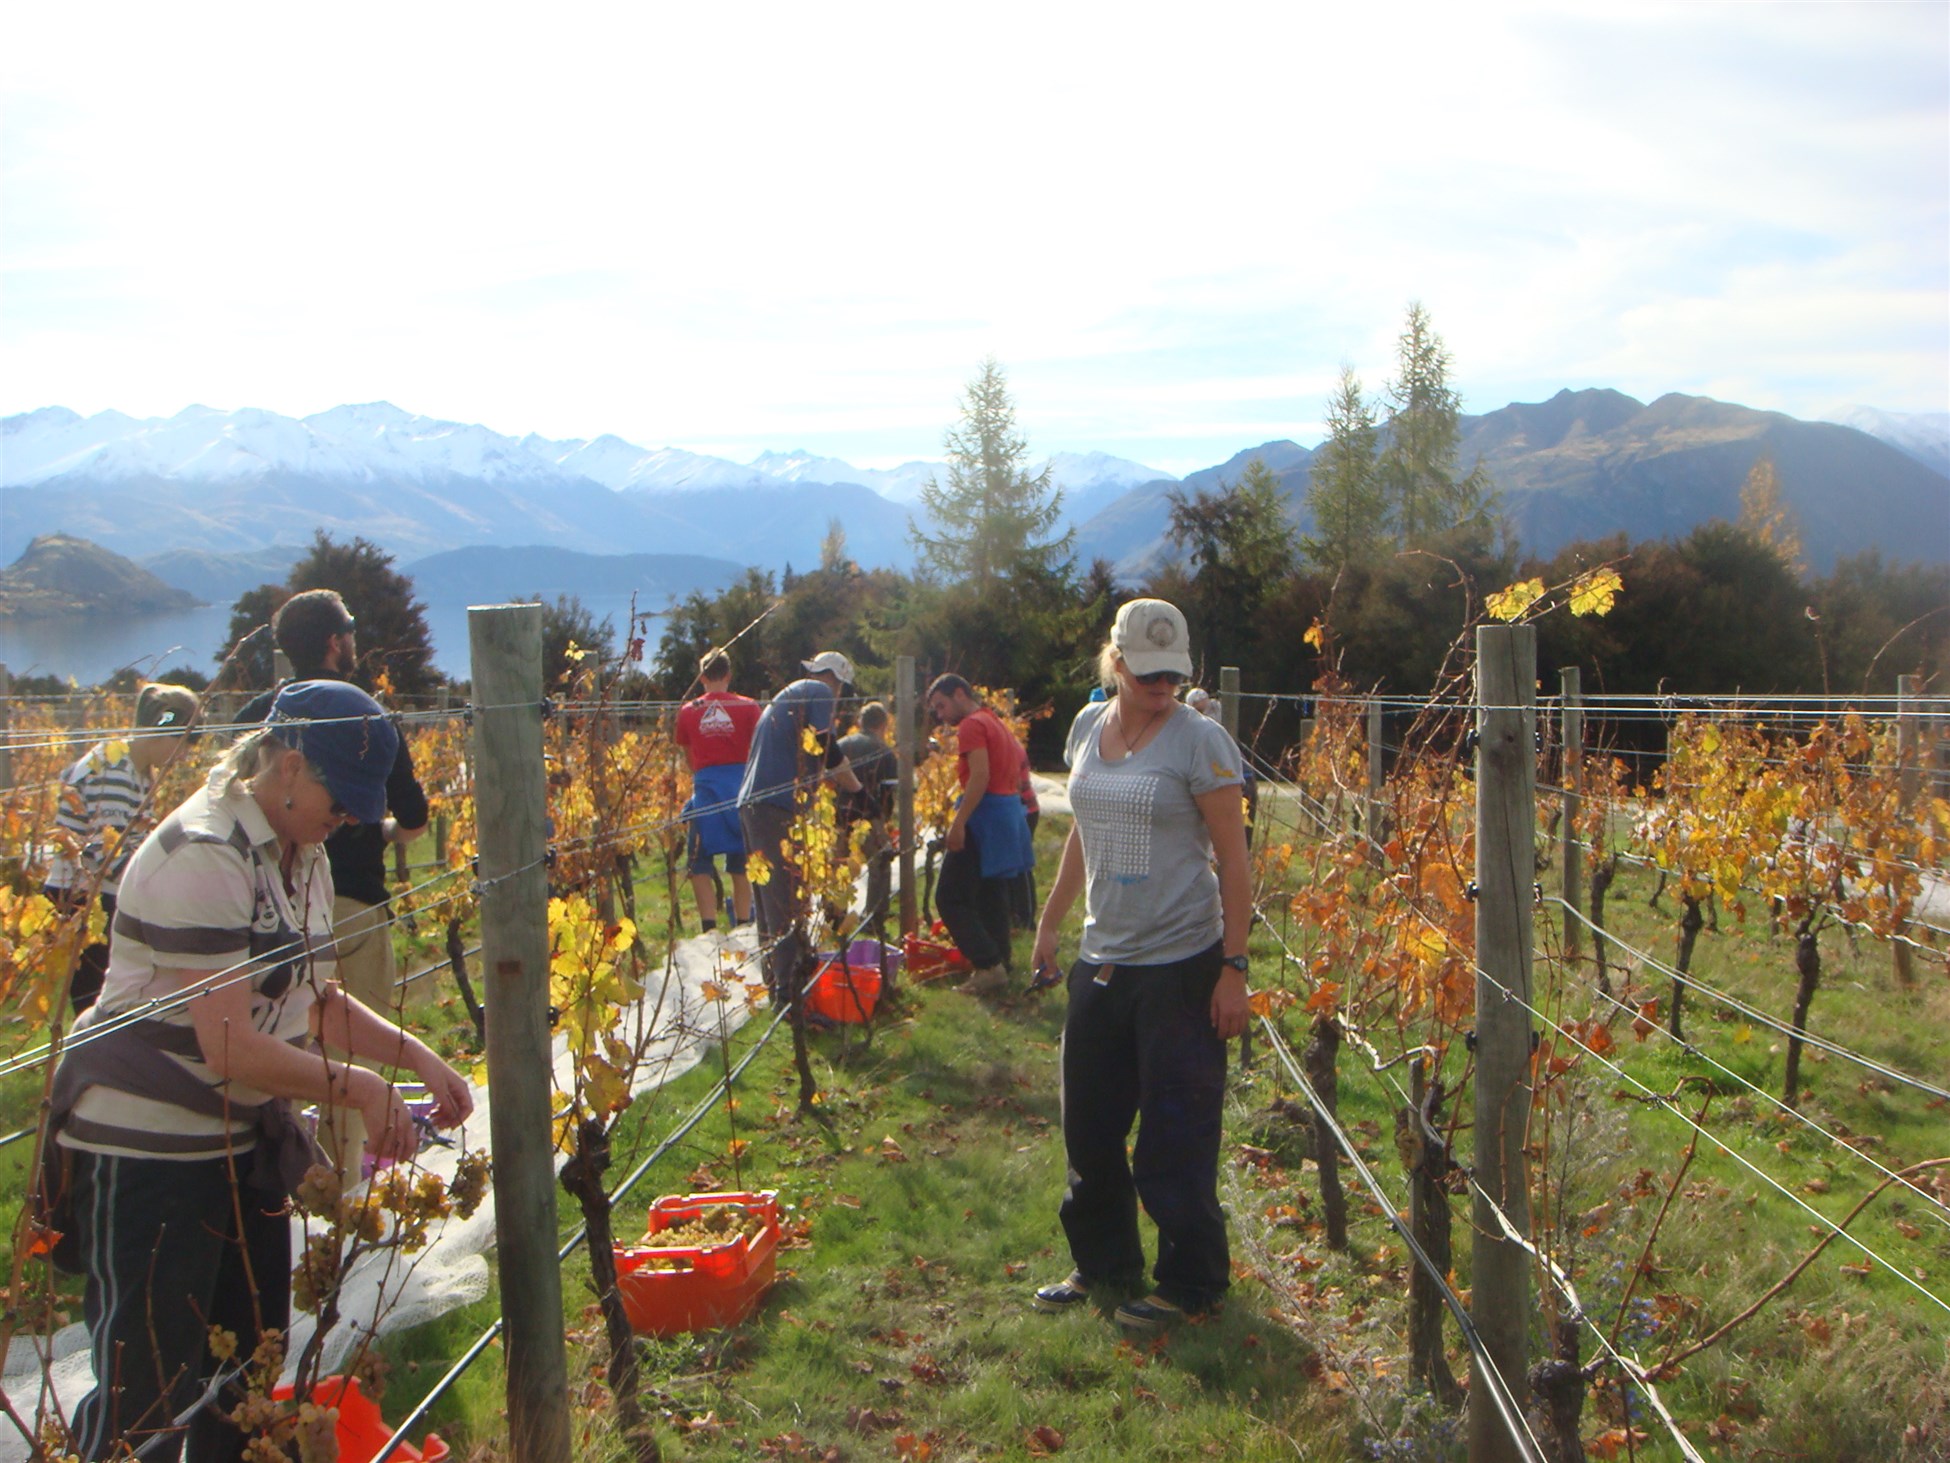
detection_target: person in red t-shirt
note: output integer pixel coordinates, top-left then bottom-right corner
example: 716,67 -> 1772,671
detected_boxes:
675,648 -> 763,931
925,674 -> 1034,995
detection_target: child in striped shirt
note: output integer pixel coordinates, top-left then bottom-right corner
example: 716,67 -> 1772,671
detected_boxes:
44,682 -> 200,1010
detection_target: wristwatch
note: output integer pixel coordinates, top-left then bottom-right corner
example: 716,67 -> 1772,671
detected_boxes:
1221,954 -> 1249,974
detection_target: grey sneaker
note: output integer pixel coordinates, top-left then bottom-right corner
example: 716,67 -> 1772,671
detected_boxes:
1114,1294 -> 1187,1333
1032,1273 -> 1091,1313
954,964 -> 1011,996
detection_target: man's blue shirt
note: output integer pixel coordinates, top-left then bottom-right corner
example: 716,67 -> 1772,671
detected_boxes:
738,678 -> 837,810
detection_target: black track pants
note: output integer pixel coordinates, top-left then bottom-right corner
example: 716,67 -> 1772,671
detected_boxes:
1056,942 -> 1230,1310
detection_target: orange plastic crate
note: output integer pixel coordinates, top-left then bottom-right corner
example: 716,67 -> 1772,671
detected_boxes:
902,929 -> 970,981
270,1374 -> 449,1462
615,1191 -> 781,1335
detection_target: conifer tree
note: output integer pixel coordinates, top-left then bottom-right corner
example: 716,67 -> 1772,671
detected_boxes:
911,358 -> 1074,587
1304,366 -> 1387,571
1377,303 -> 1494,545
1166,457 -> 1297,674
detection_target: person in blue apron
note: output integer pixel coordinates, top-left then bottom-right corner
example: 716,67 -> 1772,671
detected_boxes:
925,675 -> 1034,996
675,649 -> 763,932
1029,599 -> 1251,1333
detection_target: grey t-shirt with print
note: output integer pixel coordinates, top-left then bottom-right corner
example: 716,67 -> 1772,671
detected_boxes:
1064,700 -> 1244,966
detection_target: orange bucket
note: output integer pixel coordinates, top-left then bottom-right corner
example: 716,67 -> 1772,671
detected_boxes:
806,950 -> 886,1023
270,1374 -> 449,1462
616,1191 -> 782,1335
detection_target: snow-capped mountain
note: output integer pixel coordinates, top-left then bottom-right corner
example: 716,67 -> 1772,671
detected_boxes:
1,403 -> 1176,508
3,402 -> 572,488
1820,406 -> 1950,479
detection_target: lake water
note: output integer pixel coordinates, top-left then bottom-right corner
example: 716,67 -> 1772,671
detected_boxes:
0,595 -> 662,687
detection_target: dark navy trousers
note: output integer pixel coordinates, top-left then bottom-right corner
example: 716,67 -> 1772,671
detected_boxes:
1057,941 -> 1231,1310
936,826 -> 1013,970
70,1150 -> 290,1463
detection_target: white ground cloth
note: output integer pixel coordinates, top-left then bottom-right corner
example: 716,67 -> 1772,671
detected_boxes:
0,925 -> 763,1458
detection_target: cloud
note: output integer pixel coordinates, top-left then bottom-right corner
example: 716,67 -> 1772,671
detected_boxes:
2,1 -> 1943,472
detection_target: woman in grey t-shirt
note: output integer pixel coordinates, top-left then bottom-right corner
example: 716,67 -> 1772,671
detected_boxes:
1029,598 -> 1251,1333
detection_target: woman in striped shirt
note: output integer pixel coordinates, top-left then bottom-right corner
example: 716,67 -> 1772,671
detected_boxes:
51,681 -> 474,1463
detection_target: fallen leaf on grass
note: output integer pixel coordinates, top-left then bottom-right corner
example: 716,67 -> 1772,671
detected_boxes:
831,1193 -> 863,1208
892,1432 -> 933,1460
880,1136 -> 909,1162
1894,1219 -> 1923,1240
844,1406 -> 906,1433
1024,1424 -> 1065,1455
1587,1428 -> 1649,1458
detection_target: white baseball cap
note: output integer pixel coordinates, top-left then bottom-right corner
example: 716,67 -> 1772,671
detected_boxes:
802,651 -> 856,684
1111,599 -> 1194,679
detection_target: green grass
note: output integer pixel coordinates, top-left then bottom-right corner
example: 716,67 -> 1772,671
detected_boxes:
8,812 -> 1948,1460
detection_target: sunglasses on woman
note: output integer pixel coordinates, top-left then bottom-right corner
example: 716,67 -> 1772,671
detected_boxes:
1134,670 -> 1187,686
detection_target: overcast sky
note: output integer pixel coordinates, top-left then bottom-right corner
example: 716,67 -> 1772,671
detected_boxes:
3,2 -> 1944,475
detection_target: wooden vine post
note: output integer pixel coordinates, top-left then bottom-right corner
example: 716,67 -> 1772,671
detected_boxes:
1559,667 -> 1582,968
1471,624 -> 1535,1462
896,655 -> 918,936
469,603 -> 572,1463
1220,665 -> 1251,1069
1894,674 -> 1921,988
0,664 -> 12,798
1365,696 -> 1384,848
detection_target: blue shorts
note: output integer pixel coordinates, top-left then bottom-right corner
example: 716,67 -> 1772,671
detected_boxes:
686,823 -> 749,878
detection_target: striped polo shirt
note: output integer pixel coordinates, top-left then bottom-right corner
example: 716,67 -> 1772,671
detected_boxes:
47,741 -> 152,897
59,773 -> 332,1162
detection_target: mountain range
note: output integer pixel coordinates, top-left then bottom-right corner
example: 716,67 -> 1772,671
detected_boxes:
2,393 -> 1944,593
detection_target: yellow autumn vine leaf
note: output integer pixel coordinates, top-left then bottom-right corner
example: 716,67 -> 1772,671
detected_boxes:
1568,566 -> 1623,617
1486,579 -> 1544,622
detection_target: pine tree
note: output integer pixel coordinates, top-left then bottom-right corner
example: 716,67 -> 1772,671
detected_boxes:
1166,458 -> 1297,675
1304,366 -> 1387,571
1377,303 -> 1494,545
911,358 -> 1074,587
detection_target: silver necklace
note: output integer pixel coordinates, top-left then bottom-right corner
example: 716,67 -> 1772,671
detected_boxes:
1106,701 -> 1168,760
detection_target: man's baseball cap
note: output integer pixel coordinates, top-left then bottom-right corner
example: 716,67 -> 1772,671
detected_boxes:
802,651 -> 856,684
135,683 -> 201,733
266,680 -> 398,825
1112,599 -> 1194,679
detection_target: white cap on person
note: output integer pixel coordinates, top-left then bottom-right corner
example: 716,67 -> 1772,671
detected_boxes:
1111,598 -> 1194,679
802,651 -> 856,684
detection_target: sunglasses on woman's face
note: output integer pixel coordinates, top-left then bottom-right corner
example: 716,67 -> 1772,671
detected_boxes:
1134,670 -> 1187,686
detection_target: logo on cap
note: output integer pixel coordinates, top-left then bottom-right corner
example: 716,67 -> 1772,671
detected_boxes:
1146,617 -> 1176,647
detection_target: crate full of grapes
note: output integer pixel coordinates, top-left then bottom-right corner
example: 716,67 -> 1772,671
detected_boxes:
615,1191 -> 782,1335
